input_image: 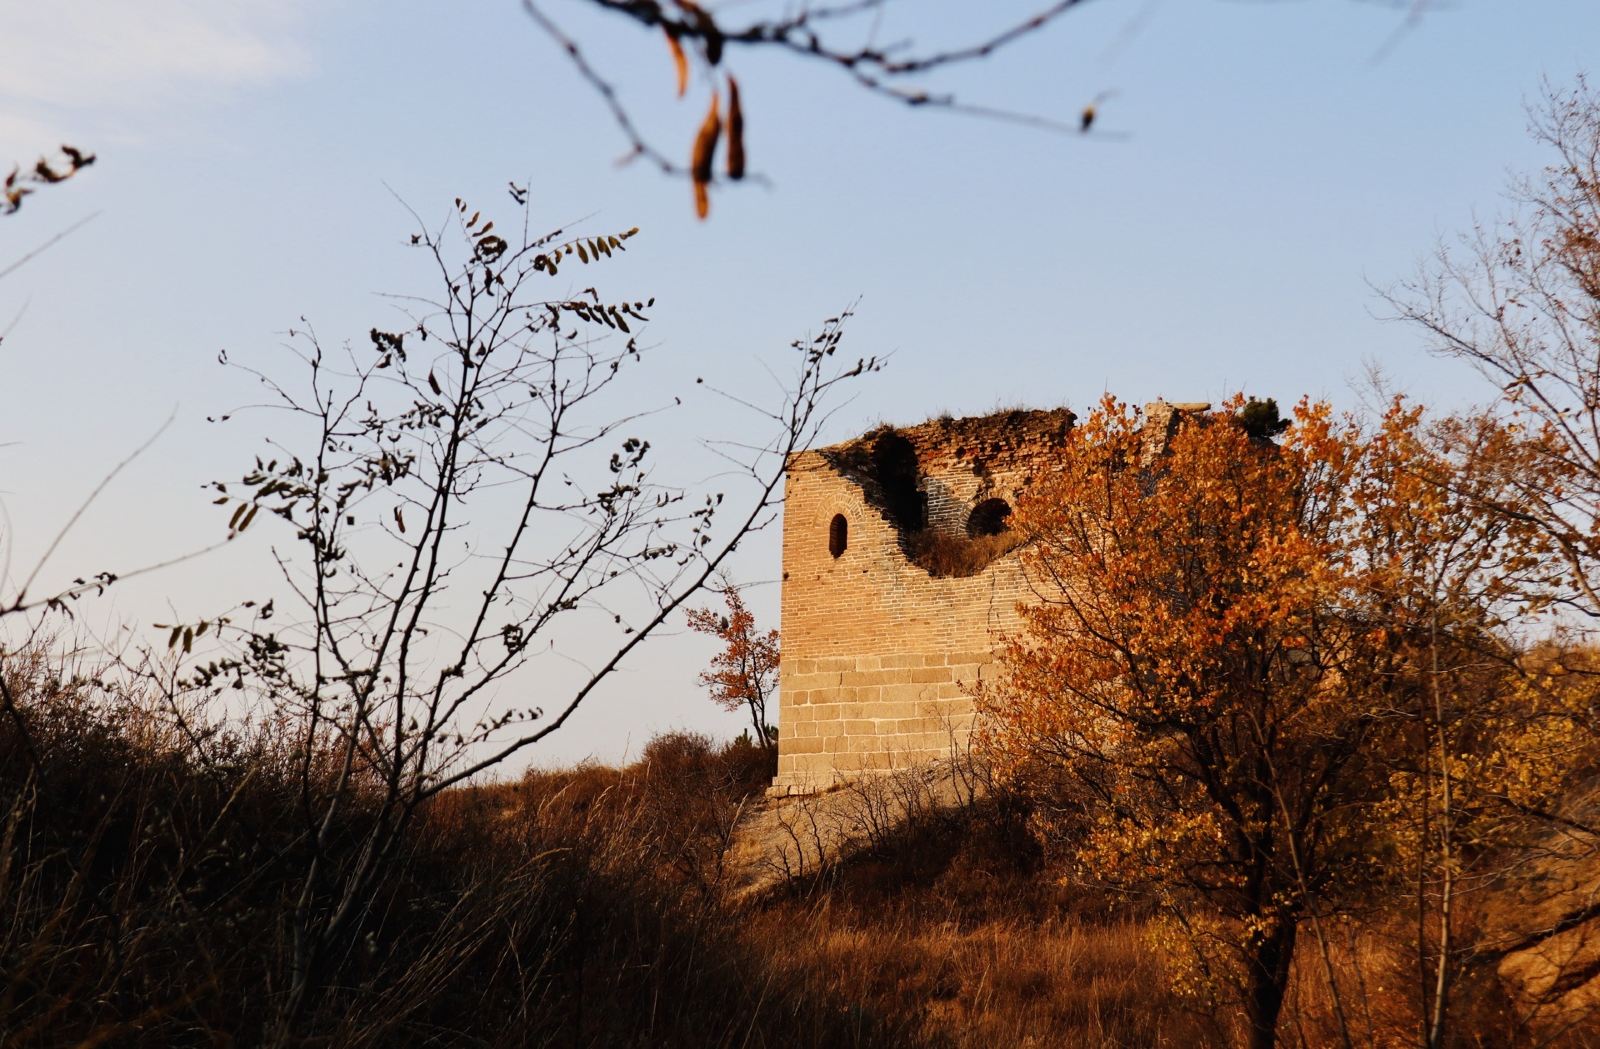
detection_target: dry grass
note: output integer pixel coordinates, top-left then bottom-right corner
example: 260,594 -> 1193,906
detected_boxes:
905,529 -> 1025,578
0,646 -> 1195,1047
732,767 -> 1209,1047
9,642 -> 1600,1047
0,654 -> 906,1048
746,908 -> 1205,1048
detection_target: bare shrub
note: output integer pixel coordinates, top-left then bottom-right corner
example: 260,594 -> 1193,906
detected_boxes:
836,765 -> 943,853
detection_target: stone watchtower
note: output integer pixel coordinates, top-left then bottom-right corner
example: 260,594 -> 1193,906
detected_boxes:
769,407 -> 1077,794
770,401 -> 1209,794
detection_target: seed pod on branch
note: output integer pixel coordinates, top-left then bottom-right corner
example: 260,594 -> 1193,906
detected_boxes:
664,26 -> 688,98
677,0 -> 722,66
726,75 -> 745,180
690,90 -> 721,219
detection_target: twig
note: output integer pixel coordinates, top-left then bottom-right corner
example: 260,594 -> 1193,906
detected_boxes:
0,211 -> 102,282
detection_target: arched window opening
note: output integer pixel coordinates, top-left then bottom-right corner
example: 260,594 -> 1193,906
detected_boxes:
967,498 -> 1012,537
828,514 -> 848,558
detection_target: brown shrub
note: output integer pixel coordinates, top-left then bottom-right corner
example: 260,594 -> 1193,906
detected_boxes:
0,645 -> 909,1048
905,529 -> 1024,578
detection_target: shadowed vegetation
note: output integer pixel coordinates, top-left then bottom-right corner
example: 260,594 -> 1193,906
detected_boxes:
0,657 -> 908,1047
7,641 -> 1600,1047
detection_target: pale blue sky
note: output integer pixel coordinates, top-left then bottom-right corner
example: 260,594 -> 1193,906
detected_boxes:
2,1 -> 1597,765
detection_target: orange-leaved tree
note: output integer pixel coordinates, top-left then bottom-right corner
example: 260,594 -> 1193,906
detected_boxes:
1353,403 -> 1577,1046
687,585 -> 779,750
978,394 -> 1556,1049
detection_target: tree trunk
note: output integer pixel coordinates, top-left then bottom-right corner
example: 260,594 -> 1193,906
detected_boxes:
1245,916 -> 1298,1049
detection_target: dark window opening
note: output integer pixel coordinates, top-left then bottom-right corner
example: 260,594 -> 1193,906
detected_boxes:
871,432 -> 925,532
828,514 -> 848,558
967,498 -> 1013,537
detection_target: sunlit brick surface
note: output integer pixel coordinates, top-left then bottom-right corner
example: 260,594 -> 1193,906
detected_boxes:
770,409 -> 1076,793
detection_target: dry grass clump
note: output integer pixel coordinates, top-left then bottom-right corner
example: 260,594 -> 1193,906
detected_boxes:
741,785 -> 1208,1048
905,529 -> 1025,578
2,654 -> 337,1045
752,911 -> 1203,1048
0,650 -> 908,1048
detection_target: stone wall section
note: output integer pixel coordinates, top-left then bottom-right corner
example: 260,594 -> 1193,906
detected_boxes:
770,403 -> 1204,794
770,409 -> 1074,794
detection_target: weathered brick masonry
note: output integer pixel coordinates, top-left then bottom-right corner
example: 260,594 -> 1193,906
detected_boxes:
771,401 -> 1210,794
770,408 -> 1077,794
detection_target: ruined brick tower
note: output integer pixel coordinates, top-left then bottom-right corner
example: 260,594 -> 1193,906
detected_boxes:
770,401 -> 1210,794
769,407 -> 1077,794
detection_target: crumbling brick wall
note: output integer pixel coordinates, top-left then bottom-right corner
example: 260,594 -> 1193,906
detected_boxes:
771,402 -> 1207,794
770,408 -> 1076,794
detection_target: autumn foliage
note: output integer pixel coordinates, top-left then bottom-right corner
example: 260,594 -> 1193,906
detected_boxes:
687,586 -> 780,748
979,395 -> 1584,1048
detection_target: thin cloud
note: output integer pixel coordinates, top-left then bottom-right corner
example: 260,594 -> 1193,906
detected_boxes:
0,1 -> 317,155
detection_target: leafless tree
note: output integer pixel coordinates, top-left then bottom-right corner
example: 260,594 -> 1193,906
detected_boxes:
1388,76 -> 1600,622
153,191 -> 875,1037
